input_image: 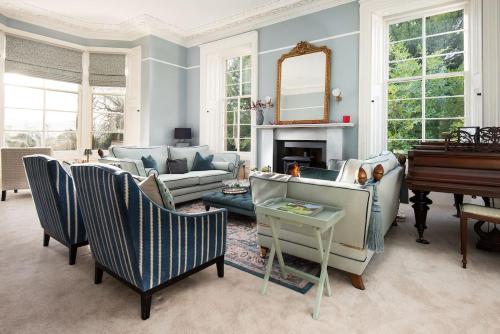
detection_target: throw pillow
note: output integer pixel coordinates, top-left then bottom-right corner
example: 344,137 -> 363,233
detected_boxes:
168,158 -> 188,174
138,175 -> 175,210
191,152 -> 215,171
141,155 -> 158,170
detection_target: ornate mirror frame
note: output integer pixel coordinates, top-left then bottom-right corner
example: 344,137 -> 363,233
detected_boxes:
275,41 -> 331,124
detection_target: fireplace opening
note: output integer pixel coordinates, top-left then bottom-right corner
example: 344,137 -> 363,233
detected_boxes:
275,140 -> 326,173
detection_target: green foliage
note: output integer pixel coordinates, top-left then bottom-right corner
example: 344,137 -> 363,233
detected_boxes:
426,10 -> 464,35
390,18 -> 422,42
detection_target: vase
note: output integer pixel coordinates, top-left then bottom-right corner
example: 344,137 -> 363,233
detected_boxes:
256,109 -> 264,125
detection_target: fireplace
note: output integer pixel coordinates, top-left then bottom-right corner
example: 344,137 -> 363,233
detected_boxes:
275,140 -> 327,173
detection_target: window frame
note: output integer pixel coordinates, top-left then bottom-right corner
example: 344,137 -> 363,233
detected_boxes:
384,4 -> 469,153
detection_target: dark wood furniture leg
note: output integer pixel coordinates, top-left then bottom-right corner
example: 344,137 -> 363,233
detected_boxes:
69,245 -> 78,265
460,215 -> 468,268
141,294 -> 152,320
14,189 -> 18,193
1,191 -> 6,201
260,246 -> 269,258
391,218 -> 398,227
216,256 -> 224,277
95,263 -> 103,284
453,193 -> 464,217
410,191 -> 432,244
43,233 -> 50,247
205,205 -> 210,211
350,274 -> 365,290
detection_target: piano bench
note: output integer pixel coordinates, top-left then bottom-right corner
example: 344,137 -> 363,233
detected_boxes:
460,204 -> 500,268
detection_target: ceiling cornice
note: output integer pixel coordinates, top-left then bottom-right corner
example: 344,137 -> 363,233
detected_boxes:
0,0 -> 355,47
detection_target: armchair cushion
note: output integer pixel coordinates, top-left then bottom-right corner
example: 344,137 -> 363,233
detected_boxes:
138,175 -> 175,210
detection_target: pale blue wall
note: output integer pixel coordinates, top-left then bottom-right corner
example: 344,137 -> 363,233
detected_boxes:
185,1 -> 360,159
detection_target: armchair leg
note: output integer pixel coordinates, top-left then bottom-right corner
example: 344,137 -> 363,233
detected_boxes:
14,189 -> 18,193
350,274 -> 365,290
1,191 -> 6,201
260,246 -> 269,258
141,293 -> 152,320
69,245 -> 78,265
94,264 -> 103,284
216,256 -> 224,278
205,205 -> 210,211
43,233 -> 50,247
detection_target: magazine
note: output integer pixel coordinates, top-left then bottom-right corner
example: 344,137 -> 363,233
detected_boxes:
277,200 -> 323,216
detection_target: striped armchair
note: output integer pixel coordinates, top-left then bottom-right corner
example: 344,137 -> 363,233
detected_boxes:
23,155 -> 88,265
71,164 -> 227,320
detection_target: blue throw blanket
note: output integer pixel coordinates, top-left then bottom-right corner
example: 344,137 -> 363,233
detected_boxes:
363,179 -> 384,253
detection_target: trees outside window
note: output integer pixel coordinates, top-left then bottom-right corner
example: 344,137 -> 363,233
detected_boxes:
387,9 -> 465,153
3,73 -> 79,150
91,87 -> 125,149
223,55 -> 252,152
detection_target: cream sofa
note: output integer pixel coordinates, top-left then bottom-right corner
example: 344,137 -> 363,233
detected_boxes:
250,152 -> 404,290
99,145 -> 241,204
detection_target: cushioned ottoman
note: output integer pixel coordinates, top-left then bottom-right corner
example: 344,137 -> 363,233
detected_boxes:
202,191 -> 255,218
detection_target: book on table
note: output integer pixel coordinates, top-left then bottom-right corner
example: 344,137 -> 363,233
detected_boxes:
277,200 -> 323,216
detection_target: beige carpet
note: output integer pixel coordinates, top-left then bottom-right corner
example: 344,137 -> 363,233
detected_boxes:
1,191 -> 499,334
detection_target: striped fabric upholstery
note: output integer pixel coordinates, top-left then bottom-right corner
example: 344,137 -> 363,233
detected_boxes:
23,155 -> 86,246
71,164 -> 227,292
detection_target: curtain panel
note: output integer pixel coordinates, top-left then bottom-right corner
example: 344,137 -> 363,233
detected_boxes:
5,35 -> 83,84
89,53 -> 126,87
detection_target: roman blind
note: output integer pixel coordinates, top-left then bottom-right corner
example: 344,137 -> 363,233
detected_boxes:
89,53 -> 126,87
5,35 -> 83,83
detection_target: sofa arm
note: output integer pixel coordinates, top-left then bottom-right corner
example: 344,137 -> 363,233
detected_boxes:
98,157 -> 146,177
213,152 -> 241,178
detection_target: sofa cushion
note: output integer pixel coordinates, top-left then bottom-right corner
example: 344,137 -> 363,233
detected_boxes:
168,145 -> 210,172
192,152 -> 215,171
157,173 -> 199,190
110,146 -> 169,174
168,158 -> 188,174
141,155 -> 158,170
187,170 -> 233,185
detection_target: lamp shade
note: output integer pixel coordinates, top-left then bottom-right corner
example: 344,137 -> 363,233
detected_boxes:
83,149 -> 93,156
174,128 -> 192,140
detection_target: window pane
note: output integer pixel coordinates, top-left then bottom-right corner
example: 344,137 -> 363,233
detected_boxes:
93,95 -> 124,113
388,120 -> 422,139
93,113 -> 124,132
226,112 -> 235,125
242,83 -> 251,95
242,55 -> 251,68
226,99 -> 238,112
226,84 -> 240,97
226,125 -> 236,138
4,109 -> 43,131
240,110 -> 251,124
389,39 -> 422,61
426,10 -> 464,35
426,32 -> 463,56
226,57 -> 240,71
426,97 -> 464,118
388,100 -> 422,119
45,111 -> 77,131
92,132 -> 123,150
45,79 -> 79,92
45,131 -> 77,150
92,87 -> 125,95
388,80 -> 422,100
389,59 -> 422,79
4,132 -> 42,147
240,98 -> 251,110
45,91 -> 78,111
425,119 -> 464,139
239,139 -> 251,152
388,140 -> 420,154
225,71 -> 240,86
225,139 -> 236,151
4,86 -> 44,109
426,53 -> 464,74
426,76 -> 464,97
240,125 -> 251,138
389,18 -> 422,42
242,69 -> 251,83
4,73 -> 44,88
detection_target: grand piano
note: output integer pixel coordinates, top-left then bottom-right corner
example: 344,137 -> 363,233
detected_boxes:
406,127 -> 500,247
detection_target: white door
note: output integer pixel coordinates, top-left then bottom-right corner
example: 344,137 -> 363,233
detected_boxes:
124,46 -> 141,146
200,52 -> 222,151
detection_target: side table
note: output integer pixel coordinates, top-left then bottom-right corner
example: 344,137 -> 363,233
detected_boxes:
256,197 -> 345,320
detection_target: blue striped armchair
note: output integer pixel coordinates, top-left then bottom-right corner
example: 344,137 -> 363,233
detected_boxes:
23,155 -> 88,265
71,164 -> 227,320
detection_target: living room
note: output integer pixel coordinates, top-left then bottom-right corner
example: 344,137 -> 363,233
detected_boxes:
1,0 -> 499,332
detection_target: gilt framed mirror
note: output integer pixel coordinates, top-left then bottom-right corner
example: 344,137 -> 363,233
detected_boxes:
276,41 -> 331,124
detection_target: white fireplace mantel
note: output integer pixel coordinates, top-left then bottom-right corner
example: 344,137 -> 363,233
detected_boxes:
255,122 -> 355,170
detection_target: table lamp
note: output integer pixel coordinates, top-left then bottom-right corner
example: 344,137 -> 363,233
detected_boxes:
83,149 -> 92,162
174,128 -> 191,147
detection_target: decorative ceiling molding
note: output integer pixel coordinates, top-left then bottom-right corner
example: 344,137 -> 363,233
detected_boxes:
0,0 -> 354,47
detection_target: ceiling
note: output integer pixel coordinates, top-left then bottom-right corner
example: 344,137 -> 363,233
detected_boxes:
0,0 -> 351,47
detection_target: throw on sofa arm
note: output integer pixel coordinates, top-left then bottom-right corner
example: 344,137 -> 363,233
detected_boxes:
98,157 -> 147,177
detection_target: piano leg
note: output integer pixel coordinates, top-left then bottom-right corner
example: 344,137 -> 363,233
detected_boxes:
410,191 -> 433,244
453,194 -> 464,217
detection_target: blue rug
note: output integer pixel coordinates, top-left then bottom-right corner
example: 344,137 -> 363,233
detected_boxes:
178,201 -> 319,294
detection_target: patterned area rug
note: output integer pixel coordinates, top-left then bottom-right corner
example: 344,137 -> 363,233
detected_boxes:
178,201 -> 319,294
